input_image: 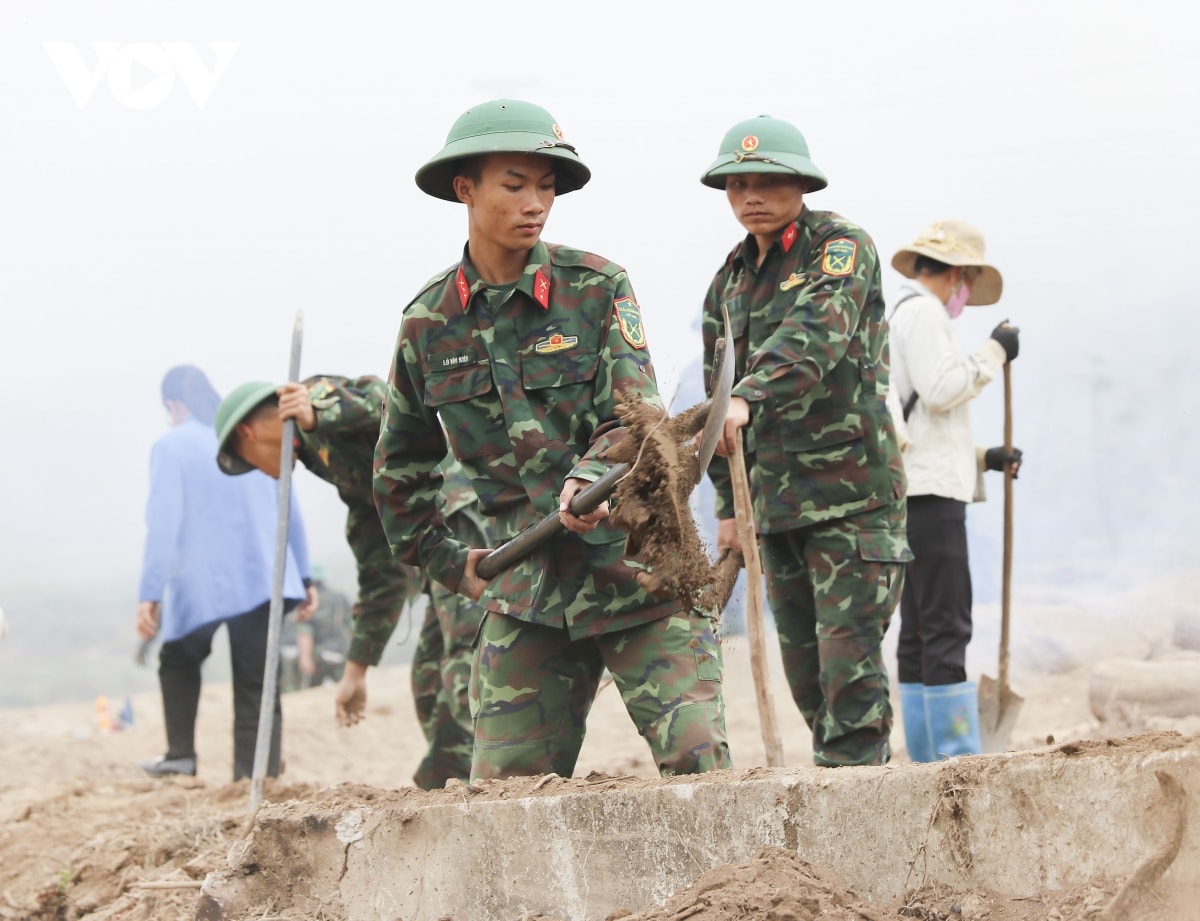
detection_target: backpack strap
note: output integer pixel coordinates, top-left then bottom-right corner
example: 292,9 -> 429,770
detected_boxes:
888,292 -> 923,421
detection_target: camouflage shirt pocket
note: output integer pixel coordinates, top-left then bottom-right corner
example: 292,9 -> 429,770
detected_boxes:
520,349 -> 600,441
779,410 -> 869,501
423,359 -> 492,407
520,349 -> 599,390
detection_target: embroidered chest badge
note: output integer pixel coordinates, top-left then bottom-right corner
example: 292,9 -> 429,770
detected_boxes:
821,239 -> 858,277
780,272 -> 805,292
534,332 -> 579,355
613,296 -> 647,349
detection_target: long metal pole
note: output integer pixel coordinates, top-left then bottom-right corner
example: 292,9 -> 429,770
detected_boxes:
249,310 -> 303,812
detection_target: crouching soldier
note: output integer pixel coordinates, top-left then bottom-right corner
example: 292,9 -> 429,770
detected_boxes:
215,374 -> 486,789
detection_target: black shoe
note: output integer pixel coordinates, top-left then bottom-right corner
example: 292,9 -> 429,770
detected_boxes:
138,755 -> 197,777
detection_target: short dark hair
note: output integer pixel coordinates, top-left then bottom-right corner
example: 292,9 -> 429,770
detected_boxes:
453,157 -> 484,184
913,254 -> 953,277
246,395 -> 279,425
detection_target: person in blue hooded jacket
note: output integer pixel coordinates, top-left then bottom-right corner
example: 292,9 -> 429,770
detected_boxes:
135,365 -> 315,781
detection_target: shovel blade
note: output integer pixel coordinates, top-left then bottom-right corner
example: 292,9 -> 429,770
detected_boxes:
978,673 -> 1024,753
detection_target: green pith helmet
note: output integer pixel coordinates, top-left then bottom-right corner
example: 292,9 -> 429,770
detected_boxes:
701,115 -> 828,192
416,99 -> 591,202
214,381 -> 278,475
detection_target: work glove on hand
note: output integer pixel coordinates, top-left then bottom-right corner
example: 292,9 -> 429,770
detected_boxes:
984,446 -> 1023,479
990,320 -> 1020,362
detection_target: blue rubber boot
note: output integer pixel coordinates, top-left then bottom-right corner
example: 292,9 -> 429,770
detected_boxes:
899,683 -> 935,763
925,681 -> 982,758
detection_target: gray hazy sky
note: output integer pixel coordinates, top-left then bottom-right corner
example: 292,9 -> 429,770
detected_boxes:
2,0 -> 1197,604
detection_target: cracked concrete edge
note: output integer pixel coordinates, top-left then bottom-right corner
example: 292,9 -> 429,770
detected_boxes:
199,734 -> 1200,921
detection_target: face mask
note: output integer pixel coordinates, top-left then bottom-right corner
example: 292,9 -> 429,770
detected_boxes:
946,280 -> 970,319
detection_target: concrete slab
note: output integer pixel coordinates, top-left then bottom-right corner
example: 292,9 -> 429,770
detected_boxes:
200,732 -> 1198,920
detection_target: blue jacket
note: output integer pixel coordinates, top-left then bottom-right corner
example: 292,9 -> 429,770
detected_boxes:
137,418 -> 310,642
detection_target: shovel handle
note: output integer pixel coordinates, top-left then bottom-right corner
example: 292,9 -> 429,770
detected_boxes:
999,361 -> 1014,690
475,462 -> 630,580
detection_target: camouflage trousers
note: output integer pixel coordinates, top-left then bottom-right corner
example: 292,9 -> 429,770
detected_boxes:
469,610 -> 732,781
409,582 -> 483,790
759,500 -> 910,767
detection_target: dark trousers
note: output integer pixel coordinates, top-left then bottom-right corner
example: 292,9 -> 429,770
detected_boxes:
897,495 -> 972,686
158,599 -> 295,781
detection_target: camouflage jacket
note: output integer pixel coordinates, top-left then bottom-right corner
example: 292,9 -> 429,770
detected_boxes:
374,240 -> 684,637
701,208 -> 907,532
297,374 -> 478,664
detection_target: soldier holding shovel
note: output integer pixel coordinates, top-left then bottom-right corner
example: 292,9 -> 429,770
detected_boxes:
699,115 -> 912,768
215,374 -> 486,789
373,99 -> 732,781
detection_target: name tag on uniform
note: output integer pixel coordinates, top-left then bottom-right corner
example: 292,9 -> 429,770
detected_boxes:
429,348 -> 477,373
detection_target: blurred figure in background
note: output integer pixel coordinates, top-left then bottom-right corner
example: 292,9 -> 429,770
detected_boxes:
280,563 -> 352,692
887,221 -> 1022,761
136,365 -> 314,781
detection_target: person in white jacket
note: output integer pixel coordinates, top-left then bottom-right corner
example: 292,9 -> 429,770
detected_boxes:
886,220 -> 1021,761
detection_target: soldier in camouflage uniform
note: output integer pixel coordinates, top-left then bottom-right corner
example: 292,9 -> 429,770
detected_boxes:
280,564 -> 352,693
699,115 -> 912,767
373,99 -> 732,781
214,374 -> 484,788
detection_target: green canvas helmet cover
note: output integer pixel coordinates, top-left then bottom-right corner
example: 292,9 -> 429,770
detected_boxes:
701,115 -> 828,192
416,99 -> 591,202
214,381 -> 278,476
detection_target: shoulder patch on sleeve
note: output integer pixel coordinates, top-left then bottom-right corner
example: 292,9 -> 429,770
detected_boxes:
614,296 -> 647,349
821,238 -> 858,277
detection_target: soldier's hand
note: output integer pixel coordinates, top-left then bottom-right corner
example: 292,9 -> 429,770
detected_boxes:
559,477 -> 609,534
716,518 -> 742,556
277,382 -> 317,431
136,601 -> 159,642
335,661 -> 369,728
715,397 -> 751,458
461,549 -> 492,603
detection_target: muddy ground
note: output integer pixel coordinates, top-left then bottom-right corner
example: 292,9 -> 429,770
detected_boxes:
2,627 -> 1196,921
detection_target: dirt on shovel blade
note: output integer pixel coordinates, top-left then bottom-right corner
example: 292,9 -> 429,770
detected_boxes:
605,394 -> 740,615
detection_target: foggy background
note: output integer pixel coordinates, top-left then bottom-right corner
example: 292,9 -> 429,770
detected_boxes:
2,1 -> 1197,705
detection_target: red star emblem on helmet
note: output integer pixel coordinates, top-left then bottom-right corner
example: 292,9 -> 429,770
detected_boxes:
741,135 -> 759,152
552,123 -> 564,140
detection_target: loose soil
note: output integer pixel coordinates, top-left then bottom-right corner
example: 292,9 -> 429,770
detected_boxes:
2,638 -> 1195,921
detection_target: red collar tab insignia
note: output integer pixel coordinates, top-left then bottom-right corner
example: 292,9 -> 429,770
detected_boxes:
613,296 -> 647,349
781,224 -> 798,253
741,135 -> 759,152
533,269 -> 551,309
552,123 -> 564,140
780,272 -> 805,292
821,238 -> 858,277
455,267 -> 471,310
534,332 -> 579,355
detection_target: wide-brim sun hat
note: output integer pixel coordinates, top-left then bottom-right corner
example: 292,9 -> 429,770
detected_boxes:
701,114 -> 828,192
892,220 -> 1003,306
214,381 -> 278,475
416,99 -> 591,203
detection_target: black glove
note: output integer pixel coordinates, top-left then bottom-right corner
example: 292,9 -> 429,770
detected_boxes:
984,446 -> 1023,478
990,320 -> 1020,362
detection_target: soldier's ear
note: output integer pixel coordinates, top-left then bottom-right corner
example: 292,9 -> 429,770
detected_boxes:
453,175 -> 475,206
